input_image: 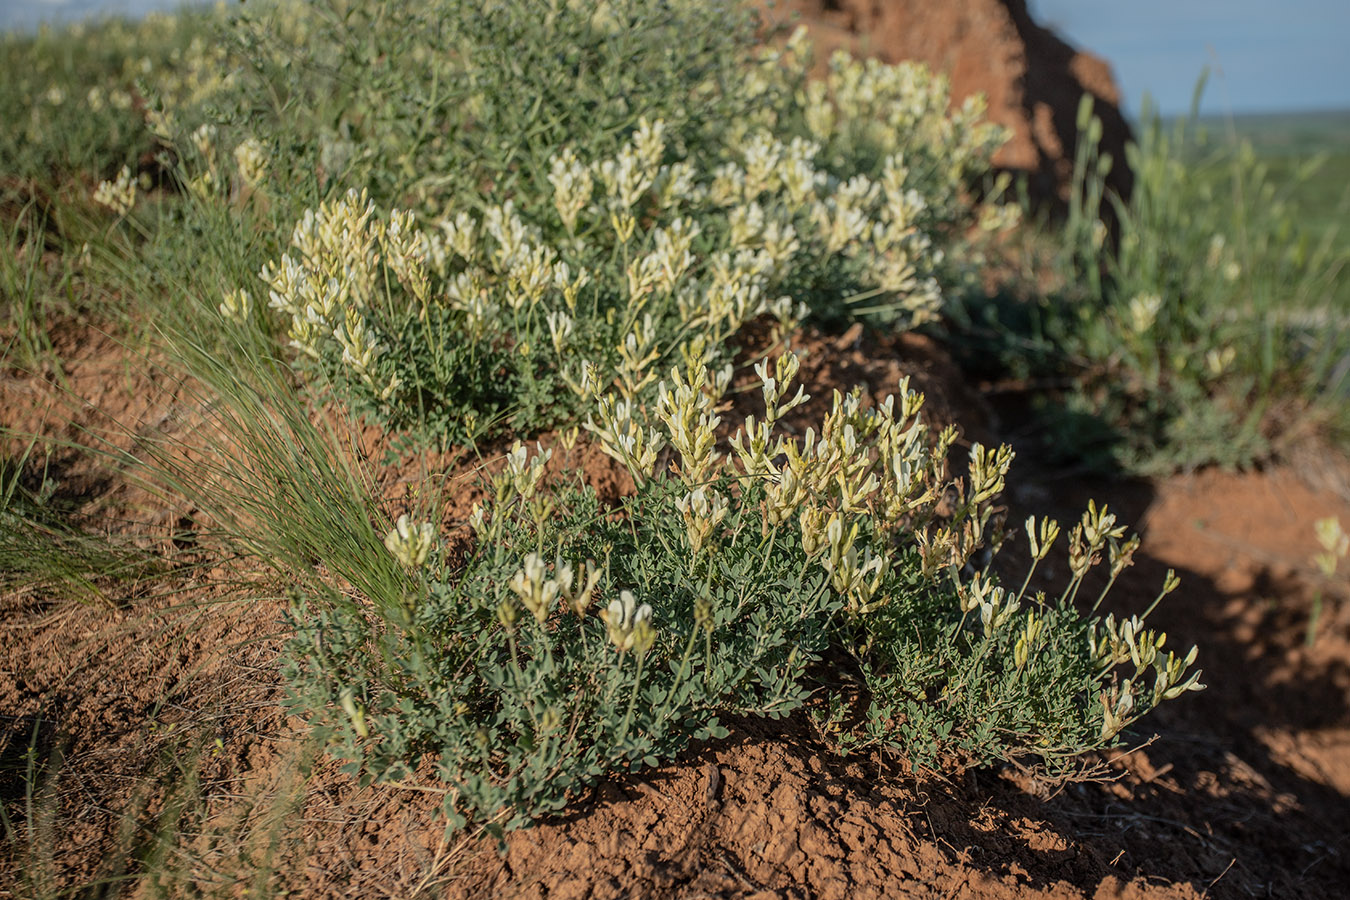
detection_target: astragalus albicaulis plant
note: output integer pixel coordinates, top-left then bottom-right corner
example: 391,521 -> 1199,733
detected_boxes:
214,0 -> 1008,233
284,356 -> 1203,834
191,4 -> 1016,447
227,56 -> 1015,446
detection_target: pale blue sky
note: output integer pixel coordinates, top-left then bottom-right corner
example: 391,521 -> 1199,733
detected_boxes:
0,0 -> 196,30
1031,0 -> 1350,116
4,0 -> 1348,117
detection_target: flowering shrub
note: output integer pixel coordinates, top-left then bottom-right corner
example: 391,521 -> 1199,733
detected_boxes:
220,1 -> 1006,226
240,132 -> 928,442
284,358 -> 1203,832
224,16 -> 1018,446
3,0 -> 1214,848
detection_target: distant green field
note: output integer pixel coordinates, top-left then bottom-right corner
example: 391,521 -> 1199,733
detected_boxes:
1188,109 -> 1350,262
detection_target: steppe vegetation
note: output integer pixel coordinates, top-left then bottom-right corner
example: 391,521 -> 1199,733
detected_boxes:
1,1 -> 1346,896
959,92 -> 1350,474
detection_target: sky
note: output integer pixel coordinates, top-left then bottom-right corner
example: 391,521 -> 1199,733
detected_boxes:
3,0 -> 1348,117
1030,0 -> 1350,116
0,0 -> 197,30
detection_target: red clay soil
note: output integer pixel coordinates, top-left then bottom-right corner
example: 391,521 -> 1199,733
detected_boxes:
767,0 -> 1136,204
3,323 -> 1350,899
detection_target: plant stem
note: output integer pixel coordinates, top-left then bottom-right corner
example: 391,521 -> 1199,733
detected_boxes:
618,650 -> 646,741
1306,591 -> 1324,648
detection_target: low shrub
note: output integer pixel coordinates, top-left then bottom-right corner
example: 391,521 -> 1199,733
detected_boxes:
200,8 -> 1015,448
1,0 -> 1216,851
283,357 -> 1203,833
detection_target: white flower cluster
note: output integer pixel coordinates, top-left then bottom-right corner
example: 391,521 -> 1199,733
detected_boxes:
255,189 -> 401,399
384,514 -> 436,570
548,148 -> 593,234
233,137 -> 268,188
1126,292 -> 1163,335
1315,517 -> 1348,578
1090,603 -> 1203,738
93,165 -> 137,216
584,354 -> 1204,719
600,589 -> 656,654
219,287 -> 253,324
191,123 -> 217,159
501,552 -> 605,628
85,85 -> 135,112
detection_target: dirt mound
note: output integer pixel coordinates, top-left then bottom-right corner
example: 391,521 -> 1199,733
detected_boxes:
768,0 -> 1134,204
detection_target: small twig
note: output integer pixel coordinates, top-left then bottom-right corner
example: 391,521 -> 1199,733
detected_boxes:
1202,857 -> 1236,897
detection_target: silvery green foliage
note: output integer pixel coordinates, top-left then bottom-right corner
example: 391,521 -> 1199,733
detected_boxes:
286,473 -> 839,834
285,362 -> 1202,833
204,0 -> 1016,447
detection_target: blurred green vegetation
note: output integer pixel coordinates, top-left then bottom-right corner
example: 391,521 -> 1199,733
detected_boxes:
1193,110 -> 1350,239
953,92 -> 1349,475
